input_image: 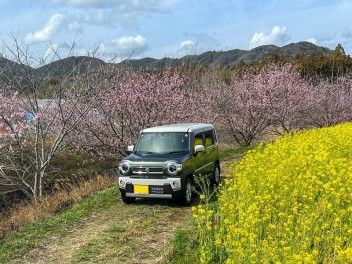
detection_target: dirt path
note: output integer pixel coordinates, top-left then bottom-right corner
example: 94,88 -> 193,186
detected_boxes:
16,155 -> 243,264
19,198 -> 192,264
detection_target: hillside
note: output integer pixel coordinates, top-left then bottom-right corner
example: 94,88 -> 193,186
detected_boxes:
0,42 -> 332,82
0,57 -> 32,86
122,41 -> 332,69
35,56 -> 106,79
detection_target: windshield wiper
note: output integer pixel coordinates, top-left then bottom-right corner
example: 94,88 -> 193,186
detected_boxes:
138,151 -> 160,155
167,150 -> 187,154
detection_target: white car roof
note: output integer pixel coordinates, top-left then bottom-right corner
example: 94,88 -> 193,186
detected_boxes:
141,123 -> 214,133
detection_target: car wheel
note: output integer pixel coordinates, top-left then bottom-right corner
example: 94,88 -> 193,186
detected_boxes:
181,178 -> 193,206
211,163 -> 221,186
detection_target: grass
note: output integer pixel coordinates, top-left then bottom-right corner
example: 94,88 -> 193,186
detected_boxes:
219,145 -> 255,177
219,145 -> 255,161
0,146 -> 250,263
164,229 -> 199,264
0,175 -> 115,238
73,238 -> 108,263
69,202 -> 193,263
0,186 -> 118,262
0,192 -> 194,263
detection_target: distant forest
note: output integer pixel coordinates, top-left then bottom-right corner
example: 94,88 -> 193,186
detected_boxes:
228,44 -> 352,80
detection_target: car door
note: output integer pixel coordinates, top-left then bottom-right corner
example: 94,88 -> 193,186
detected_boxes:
204,129 -> 216,178
193,132 -> 207,177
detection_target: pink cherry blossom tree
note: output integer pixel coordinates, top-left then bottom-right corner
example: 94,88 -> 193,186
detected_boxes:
70,68 -> 198,159
260,64 -> 313,134
0,90 -> 33,196
202,64 -> 323,146
306,76 -> 352,127
202,68 -> 272,147
0,40 -> 105,200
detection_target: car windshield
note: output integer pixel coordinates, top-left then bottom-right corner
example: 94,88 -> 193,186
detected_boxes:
135,132 -> 190,155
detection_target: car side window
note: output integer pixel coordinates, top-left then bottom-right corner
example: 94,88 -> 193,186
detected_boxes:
204,130 -> 214,147
194,133 -> 204,147
212,129 -> 218,144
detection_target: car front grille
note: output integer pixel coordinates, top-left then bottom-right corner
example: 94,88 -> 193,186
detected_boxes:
132,166 -> 164,174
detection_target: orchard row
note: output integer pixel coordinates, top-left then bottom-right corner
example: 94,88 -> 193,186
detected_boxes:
1,63 -> 352,198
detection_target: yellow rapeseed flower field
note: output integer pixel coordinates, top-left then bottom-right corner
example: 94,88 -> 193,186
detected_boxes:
193,123 -> 352,263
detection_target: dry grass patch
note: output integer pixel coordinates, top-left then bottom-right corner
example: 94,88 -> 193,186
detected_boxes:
0,175 -> 115,238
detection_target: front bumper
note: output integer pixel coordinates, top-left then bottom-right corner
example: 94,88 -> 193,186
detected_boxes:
118,176 -> 182,199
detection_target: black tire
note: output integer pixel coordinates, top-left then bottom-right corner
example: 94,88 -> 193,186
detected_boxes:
120,190 -> 136,204
122,197 -> 136,204
211,163 -> 221,186
181,178 -> 193,206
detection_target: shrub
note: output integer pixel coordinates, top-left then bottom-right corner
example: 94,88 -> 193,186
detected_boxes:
194,123 -> 352,263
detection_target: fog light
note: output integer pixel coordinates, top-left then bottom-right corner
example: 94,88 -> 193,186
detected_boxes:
173,181 -> 179,188
119,179 -> 125,186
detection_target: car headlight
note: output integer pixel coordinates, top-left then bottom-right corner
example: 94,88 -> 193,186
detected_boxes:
119,161 -> 130,175
166,162 -> 182,176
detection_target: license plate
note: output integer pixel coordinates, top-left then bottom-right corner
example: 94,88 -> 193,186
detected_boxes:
150,186 -> 164,194
134,185 -> 149,194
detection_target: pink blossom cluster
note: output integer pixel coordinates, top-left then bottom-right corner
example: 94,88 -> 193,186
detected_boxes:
0,91 -> 31,149
2,64 -> 352,160
67,64 -> 352,156
69,70 -> 199,158
204,64 -> 352,146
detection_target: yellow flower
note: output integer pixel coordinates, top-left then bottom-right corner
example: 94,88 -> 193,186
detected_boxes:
196,123 -> 352,263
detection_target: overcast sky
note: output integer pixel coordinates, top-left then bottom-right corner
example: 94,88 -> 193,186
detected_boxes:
0,0 -> 351,62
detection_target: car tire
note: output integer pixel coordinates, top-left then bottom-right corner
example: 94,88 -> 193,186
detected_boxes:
120,190 -> 136,204
211,163 -> 221,186
181,178 -> 193,206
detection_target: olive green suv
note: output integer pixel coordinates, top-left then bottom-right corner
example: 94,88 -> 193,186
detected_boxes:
118,123 -> 220,205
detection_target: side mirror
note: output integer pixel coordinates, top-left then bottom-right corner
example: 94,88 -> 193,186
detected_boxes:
194,144 -> 205,154
127,145 -> 134,153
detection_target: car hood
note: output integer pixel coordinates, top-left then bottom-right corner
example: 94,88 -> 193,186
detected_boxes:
123,153 -> 190,164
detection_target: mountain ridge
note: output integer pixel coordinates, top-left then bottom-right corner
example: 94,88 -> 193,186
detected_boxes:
0,41 -> 333,80
120,41 -> 332,69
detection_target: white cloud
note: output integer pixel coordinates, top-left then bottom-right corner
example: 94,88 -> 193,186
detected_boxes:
100,35 -> 149,58
250,26 -> 291,48
314,33 -> 338,49
180,40 -> 196,49
69,0 -> 108,7
50,0 -> 115,8
72,10 -> 114,27
306,38 -> 317,45
178,40 -> 197,56
50,0 -> 166,13
176,33 -> 221,57
46,0 -> 167,29
68,21 -> 82,32
43,44 -> 59,62
25,14 -> 64,44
